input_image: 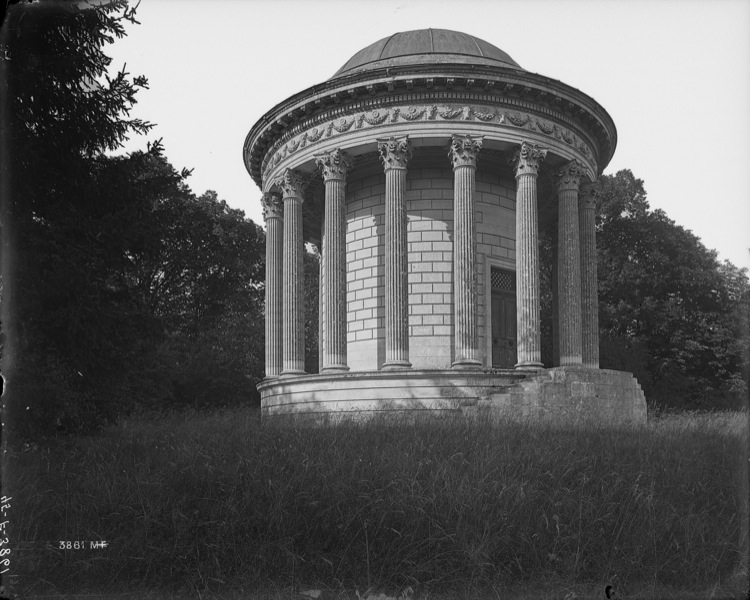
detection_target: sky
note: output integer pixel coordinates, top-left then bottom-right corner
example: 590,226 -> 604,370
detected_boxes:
107,0 -> 750,271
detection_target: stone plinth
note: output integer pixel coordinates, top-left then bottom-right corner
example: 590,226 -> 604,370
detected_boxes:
259,369 -> 526,417
259,367 -> 647,425
474,367 -> 647,424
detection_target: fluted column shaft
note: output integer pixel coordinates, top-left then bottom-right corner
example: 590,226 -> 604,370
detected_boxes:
276,169 -> 306,376
512,142 -> 547,370
579,184 -> 600,368
551,227 -> 560,367
316,149 -> 352,372
262,193 -> 283,378
318,225 -> 325,374
449,135 -> 483,369
378,137 -> 412,369
556,160 -> 586,366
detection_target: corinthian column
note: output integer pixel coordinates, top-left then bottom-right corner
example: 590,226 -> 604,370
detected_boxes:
449,134 -> 483,369
555,159 -> 587,366
511,142 -> 547,370
275,168 -> 306,376
378,136 -> 412,370
315,149 -> 352,372
579,181 -> 600,368
262,192 -> 283,378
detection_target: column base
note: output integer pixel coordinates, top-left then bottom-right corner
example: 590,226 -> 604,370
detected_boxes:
515,361 -> 544,371
263,374 -> 281,381
280,369 -> 306,378
452,359 -> 482,370
321,364 -> 350,373
382,361 -> 412,371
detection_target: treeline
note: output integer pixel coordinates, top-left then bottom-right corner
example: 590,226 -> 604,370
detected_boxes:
0,1 -> 297,440
595,171 -> 749,409
1,2 -> 747,442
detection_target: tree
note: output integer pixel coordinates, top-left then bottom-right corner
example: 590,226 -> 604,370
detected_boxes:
1,0 -> 158,437
136,187 -> 266,408
596,170 -> 749,409
1,2 -> 270,438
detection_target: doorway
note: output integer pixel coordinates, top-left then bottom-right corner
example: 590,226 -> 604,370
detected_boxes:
490,268 -> 517,368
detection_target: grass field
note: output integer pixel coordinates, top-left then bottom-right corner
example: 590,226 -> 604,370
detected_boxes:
8,407 -> 749,599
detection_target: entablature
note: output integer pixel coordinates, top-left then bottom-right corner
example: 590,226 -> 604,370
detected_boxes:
244,64 -> 616,190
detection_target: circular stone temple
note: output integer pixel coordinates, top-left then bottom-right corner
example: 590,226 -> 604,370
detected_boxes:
243,29 -> 646,422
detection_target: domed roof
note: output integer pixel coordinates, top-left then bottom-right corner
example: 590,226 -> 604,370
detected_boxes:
332,29 -> 522,78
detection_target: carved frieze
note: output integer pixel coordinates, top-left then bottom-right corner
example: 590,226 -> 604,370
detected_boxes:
377,136 -> 412,170
261,103 -> 594,180
448,134 -> 483,169
536,119 -> 555,135
475,109 -> 499,122
401,106 -> 427,120
330,117 -> 355,134
437,106 -> 463,119
511,142 -> 548,177
507,112 -> 531,127
315,148 -> 353,181
362,109 -> 390,126
307,127 -> 325,143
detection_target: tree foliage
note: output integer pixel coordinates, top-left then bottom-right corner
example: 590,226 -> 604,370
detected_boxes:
1,1 -> 267,440
596,170 -> 749,409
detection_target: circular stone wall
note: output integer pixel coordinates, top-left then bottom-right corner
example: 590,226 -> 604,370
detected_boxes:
344,152 -> 517,371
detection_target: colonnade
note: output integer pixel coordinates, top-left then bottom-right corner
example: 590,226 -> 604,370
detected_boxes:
260,137 -> 600,379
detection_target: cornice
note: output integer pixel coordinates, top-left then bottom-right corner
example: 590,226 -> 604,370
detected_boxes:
244,65 -> 616,187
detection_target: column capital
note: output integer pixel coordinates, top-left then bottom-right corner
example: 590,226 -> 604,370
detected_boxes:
274,168 -> 306,200
378,136 -> 412,170
555,159 -> 588,193
579,180 -> 599,210
448,134 -> 483,170
511,142 -> 548,178
261,192 -> 283,221
315,148 -> 353,182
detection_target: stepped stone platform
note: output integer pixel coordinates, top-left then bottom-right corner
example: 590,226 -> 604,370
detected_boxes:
259,367 -> 646,424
